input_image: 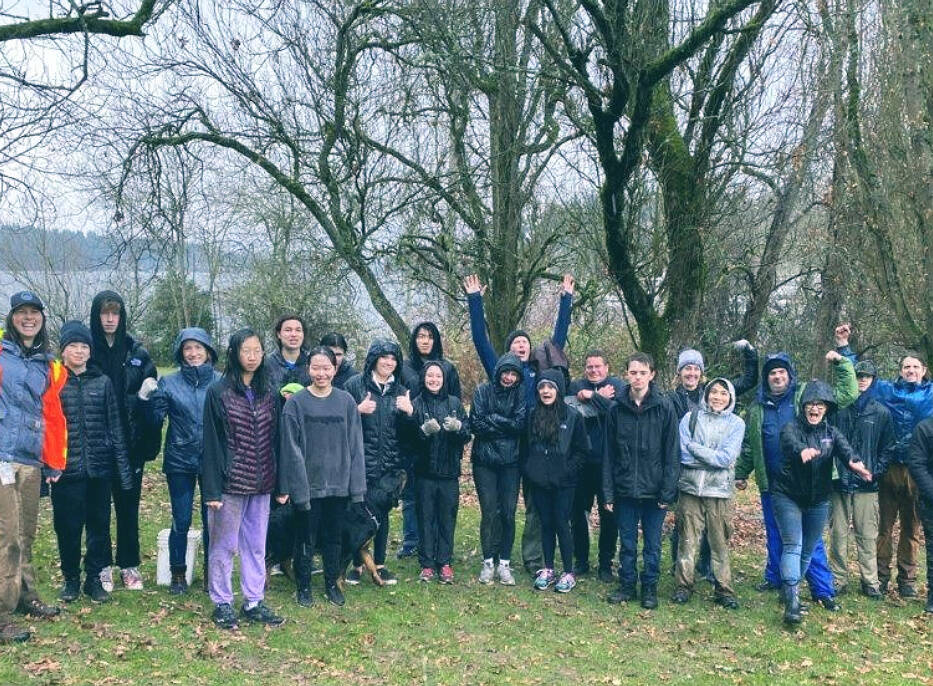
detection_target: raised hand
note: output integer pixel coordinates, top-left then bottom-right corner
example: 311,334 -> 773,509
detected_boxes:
396,389 -> 414,415
562,274 -> 575,295
463,274 -> 487,296
825,350 -> 843,363
834,323 -> 851,347
358,392 -> 377,415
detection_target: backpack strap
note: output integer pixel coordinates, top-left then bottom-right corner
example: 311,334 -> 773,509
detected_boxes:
689,407 -> 700,439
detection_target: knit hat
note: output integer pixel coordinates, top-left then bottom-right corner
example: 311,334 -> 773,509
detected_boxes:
854,360 -> 878,378
505,329 -> 532,351
59,320 -> 92,351
10,290 -> 44,312
677,349 -> 705,373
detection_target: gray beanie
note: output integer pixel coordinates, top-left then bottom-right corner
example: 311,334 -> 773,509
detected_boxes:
677,349 -> 705,373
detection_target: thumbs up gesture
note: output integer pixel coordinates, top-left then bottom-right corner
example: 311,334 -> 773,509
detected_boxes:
396,389 -> 414,415
358,392 -> 377,415
442,416 -> 462,432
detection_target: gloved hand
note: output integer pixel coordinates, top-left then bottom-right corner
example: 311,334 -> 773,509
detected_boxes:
421,418 -> 441,435
442,416 -> 462,432
137,377 -> 158,400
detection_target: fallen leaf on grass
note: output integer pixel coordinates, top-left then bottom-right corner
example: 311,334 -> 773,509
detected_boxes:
24,658 -> 61,675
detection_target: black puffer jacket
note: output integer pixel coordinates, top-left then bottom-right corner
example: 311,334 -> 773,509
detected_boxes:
523,370 -> 589,489
470,354 -> 526,468
907,417 -> 933,503
773,380 -> 864,508
409,363 -> 471,479
401,321 -> 462,400
831,384 -> 896,494
343,339 -> 409,483
59,366 -> 133,489
602,382 -> 680,505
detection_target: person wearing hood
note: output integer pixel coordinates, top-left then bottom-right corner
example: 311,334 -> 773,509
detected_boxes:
671,378 -> 745,609
343,339 -> 414,585
407,361 -> 470,584
267,314 -> 311,395
320,333 -> 358,390
89,290 -> 159,592
470,354 -> 526,585
906,415 -> 933,612
397,322 -> 463,561
523,370 -> 589,593
52,322 -> 133,605
734,349 -> 857,609
771,381 -> 871,624
138,327 -> 220,595
0,291 -> 68,642
603,352 -> 680,610
834,324 -> 933,597
463,273 -> 575,574
567,350 -> 625,582
827,360 -> 895,599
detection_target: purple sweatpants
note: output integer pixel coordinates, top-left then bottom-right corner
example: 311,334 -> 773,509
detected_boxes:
207,493 -> 270,606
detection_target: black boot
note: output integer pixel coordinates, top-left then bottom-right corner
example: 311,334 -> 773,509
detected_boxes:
59,577 -> 80,603
926,589 -> 933,614
783,584 -> 802,624
296,586 -> 313,607
325,583 -> 345,607
607,584 -> 636,604
641,584 -> 659,610
169,566 -> 188,595
84,575 -> 111,604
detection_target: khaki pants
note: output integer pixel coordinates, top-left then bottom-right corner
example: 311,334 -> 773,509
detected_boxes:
0,463 -> 41,616
674,493 -> 734,596
877,464 -> 921,584
828,491 -> 879,588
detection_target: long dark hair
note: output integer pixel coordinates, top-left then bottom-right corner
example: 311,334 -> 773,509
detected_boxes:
3,309 -> 50,355
223,328 -> 269,395
531,393 -> 565,446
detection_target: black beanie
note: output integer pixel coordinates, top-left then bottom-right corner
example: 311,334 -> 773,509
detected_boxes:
60,320 -> 93,351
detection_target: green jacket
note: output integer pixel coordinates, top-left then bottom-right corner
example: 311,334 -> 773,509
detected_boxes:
735,357 -> 857,492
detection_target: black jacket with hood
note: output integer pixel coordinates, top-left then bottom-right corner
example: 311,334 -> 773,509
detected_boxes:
602,381 -> 681,505
830,378 -> 896,494
470,354 -> 526,468
400,321 -> 461,399
773,380 -> 865,508
408,362 -> 471,479
90,290 -> 160,466
343,339 -> 410,483
522,369 -> 589,489
907,417 -> 933,503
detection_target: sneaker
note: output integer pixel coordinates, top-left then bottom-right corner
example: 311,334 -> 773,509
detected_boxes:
325,583 -> 345,607
0,620 -> 30,644
497,562 -> 516,586
533,569 -> 554,591
84,576 -> 111,604
439,565 -> 454,585
268,563 -> 285,577
121,567 -> 144,590
478,560 -> 495,585
212,603 -> 239,630
607,585 -> 636,604
99,566 -> 114,593
59,577 -> 80,603
376,567 -> 398,585
240,601 -> 285,626
420,568 -> 435,583
671,587 -> 691,604
597,566 -> 615,584
861,583 -> 883,600
169,569 -> 188,596
816,596 -> 841,611
555,572 -> 576,593
396,545 -> 418,560
345,568 -> 362,585
296,587 -> 313,607
19,598 -> 60,618
715,594 -> 740,610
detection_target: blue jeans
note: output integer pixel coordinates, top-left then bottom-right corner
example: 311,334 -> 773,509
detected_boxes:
616,498 -> 667,589
771,492 -> 831,586
400,468 -> 419,551
165,472 -> 208,570
761,491 -> 835,598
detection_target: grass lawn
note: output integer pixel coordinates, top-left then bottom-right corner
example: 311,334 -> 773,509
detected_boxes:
2,464 -> 931,685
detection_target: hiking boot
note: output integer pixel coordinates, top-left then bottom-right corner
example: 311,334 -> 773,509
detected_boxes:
641,584 -> 659,609
783,584 -> 802,624
212,603 -> 239,630
59,577 -> 80,603
419,567 -> 435,583
84,575 -> 111,603
396,545 -> 418,560
755,580 -> 780,592
240,601 -> 285,626
926,590 -> 933,614
533,569 -> 554,591
121,567 -> 144,591
497,562 -> 516,586
671,587 -> 691,604
598,566 -> 615,584
0,619 -> 30,644
715,594 -> 740,610
325,583 -> 345,607
555,572 -> 576,593
898,581 -> 918,598
19,597 -> 60,618
478,560 -> 495,585
607,585 -> 636,604
376,568 -> 398,585
816,596 -> 841,612
860,583 -> 883,600
345,568 -> 362,585
439,565 -> 454,585
99,566 -> 114,592
169,567 -> 188,596
296,587 -> 313,607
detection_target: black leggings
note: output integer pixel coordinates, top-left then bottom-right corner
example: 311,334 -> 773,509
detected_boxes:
295,497 -> 347,587
472,463 -> 520,561
532,486 -> 575,572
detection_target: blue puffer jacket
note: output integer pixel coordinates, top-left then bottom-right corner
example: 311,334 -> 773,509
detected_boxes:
0,338 -> 51,467
141,328 -> 220,474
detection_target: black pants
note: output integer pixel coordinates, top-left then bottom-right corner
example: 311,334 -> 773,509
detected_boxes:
51,477 -> 112,580
532,486 -> 575,572
416,477 -> 459,569
473,463 -> 521,562
112,464 -> 144,569
295,497 -> 347,587
571,462 -> 617,571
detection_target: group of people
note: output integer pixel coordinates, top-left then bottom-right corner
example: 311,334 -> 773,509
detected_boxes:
1,279 -> 932,641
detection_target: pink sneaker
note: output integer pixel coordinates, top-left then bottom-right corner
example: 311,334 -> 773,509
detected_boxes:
419,567 -> 435,582
120,567 -> 144,590
439,565 -> 454,584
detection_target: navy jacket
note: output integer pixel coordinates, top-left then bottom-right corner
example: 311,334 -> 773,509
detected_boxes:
469,354 -> 526,468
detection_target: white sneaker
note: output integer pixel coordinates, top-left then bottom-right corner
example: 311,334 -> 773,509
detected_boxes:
497,562 -> 516,586
478,559 -> 495,585
99,566 -> 114,593
268,563 -> 284,576
120,567 -> 144,590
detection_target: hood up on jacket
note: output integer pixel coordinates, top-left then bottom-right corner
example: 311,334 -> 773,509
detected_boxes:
494,353 -> 524,387
90,290 -> 128,352
419,360 -> 449,400
797,378 -> 836,412
701,377 -> 737,414
362,339 -> 404,378
758,351 -> 798,403
408,321 -> 444,372
173,327 -> 217,366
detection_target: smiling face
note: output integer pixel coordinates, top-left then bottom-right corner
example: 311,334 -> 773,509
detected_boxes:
900,356 -> 927,384
309,352 -> 336,389
11,305 -> 43,344
238,335 -> 264,374
767,367 -> 790,395
537,382 -> 558,405
374,354 -> 397,379
804,401 -> 828,425
509,336 -> 531,362
424,365 -> 444,393
626,360 -> 655,393
706,383 -> 731,412
415,327 -> 435,356
499,369 -> 519,388
584,356 -> 608,384
679,364 -> 702,391
277,319 -> 305,352
182,340 -> 209,367
62,342 -> 90,372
